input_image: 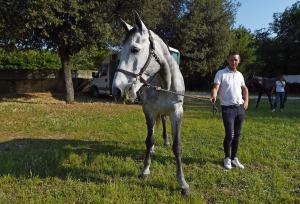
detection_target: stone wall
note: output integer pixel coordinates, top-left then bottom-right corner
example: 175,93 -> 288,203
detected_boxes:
0,70 -> 92,93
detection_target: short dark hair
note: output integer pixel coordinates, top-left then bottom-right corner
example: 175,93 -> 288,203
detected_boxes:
228,50 -> 240,57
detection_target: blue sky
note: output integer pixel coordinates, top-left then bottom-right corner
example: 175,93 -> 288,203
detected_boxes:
235,0 -> 297,32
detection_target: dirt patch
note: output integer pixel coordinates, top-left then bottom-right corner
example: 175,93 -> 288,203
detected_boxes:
0,92 -> 64,104
0,92 -> 116,105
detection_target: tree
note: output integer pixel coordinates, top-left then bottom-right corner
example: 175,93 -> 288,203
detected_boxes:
271,1 -> 300,74
230,26 -> 256,76
105,0 -> 183,45
253,29 -> 280,77
71,46 -> 110,70
0,0 -> 30,50
0,0 -> 112,103
250,2 -> 300,77
176,0 -> 237,81
150,0 -> 188,45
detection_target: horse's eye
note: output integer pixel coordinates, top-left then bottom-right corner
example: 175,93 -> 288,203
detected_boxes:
131,46 -> 140,53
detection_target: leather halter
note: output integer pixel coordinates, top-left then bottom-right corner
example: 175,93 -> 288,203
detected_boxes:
115,30 -> 161,85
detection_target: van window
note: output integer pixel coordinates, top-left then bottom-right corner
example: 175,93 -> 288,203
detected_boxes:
100,64 -> 108,76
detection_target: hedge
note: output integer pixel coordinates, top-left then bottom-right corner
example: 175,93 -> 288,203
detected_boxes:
0,48 -> 110,70
0,48 -> 60,70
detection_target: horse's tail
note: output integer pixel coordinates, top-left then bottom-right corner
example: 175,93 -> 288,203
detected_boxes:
284,91 -> 288,107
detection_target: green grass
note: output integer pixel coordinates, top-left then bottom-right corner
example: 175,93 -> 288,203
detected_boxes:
0,97 -> 299,203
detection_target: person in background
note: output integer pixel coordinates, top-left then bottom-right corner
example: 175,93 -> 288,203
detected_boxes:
210,51 -> 249,170
272,75 -> 286,112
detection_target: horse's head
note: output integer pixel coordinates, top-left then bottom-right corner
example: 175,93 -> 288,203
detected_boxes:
112,12 -> 171,102
247,75 -> 263,89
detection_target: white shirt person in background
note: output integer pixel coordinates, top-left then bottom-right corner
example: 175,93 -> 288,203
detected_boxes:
210,51 -> 249,170
272,75 -> 286,112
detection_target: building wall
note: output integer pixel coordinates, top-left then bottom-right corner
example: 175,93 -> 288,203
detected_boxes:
0,70 -> 92,93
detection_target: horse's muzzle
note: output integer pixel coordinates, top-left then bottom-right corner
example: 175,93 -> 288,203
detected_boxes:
124,84 -> 137,101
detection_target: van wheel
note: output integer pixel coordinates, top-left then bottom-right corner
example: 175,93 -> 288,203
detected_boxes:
90,86 -> 99,98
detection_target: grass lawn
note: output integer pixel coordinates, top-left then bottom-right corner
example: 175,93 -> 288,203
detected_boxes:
0,93 -> 299,203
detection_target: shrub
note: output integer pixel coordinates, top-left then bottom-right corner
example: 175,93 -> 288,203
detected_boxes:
0,47 -> 110,70
0,48 -> 60,70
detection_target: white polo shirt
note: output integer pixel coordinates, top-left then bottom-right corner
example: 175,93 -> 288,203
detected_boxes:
275,80 -> 286,92
214,67 -> 245,106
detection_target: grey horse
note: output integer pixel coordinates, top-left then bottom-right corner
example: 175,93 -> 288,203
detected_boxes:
112,12 -> 189,195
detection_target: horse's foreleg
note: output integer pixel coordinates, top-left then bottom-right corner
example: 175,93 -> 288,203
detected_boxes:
256,93 -> 262,108
161,115 -> 170,146
140,113 -> 155,178
171,107 -> 189,196
267,93 -> 273,109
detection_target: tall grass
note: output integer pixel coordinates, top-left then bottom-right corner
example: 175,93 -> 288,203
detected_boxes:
0,97 -> 299,203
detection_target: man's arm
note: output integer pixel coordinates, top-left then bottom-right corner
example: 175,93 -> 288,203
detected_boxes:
241,85 -> 249,110
210,84 -> 219,103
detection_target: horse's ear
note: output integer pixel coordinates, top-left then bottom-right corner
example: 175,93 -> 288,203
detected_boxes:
134,11 -> 147,32
120,18 -> 133,32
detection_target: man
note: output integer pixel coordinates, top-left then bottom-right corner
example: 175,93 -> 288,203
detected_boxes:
210,51 -> 249,170
272,75 -> 286,112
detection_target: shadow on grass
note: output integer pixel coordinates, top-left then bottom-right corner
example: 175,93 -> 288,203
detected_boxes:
0,138 -> 234,199
0,138 -> 218,190
0,138 -> 144,180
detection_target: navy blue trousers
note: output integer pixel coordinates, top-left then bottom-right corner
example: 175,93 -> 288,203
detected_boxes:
221,105 -> 245,159
273,92 -> 285,109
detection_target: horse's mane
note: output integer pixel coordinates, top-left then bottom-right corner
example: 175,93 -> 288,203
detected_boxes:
151,31 -> 178,70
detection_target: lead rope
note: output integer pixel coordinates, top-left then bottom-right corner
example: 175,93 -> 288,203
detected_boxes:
141,82 -> 218,115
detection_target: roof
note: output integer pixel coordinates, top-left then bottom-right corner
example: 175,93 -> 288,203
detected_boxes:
169,47 -> 179,53
283,75 -> 300,83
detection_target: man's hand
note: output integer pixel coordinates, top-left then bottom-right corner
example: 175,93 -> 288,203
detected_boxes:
211,84 -> 219,104
210,97 -> 216,104
242,85 -> 249,111
243,100 -> 248,110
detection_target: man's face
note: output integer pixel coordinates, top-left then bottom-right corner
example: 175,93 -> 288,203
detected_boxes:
227,54 -> 240,71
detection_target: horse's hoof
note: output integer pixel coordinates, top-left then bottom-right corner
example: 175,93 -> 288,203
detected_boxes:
181,188 -> 189,197
164,141 -> 170,146
138,173 -> 149,180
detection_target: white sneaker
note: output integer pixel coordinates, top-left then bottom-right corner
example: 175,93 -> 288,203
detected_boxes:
231,157 -> 245,169
272,109 -> 275,112
224,157 -> 232,170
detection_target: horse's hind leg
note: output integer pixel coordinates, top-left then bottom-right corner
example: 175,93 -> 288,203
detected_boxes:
256,92 -> 262,108
170,107 -> 189,196
267,92 -> 273,109
140,112 -> 155,178
161,115 -> 170,146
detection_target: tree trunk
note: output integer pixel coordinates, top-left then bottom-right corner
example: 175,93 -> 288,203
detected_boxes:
60,52 -> 74,103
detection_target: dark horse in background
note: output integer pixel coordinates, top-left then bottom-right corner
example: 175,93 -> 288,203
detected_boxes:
247,76 -> 288,109
247,76 -> 276,109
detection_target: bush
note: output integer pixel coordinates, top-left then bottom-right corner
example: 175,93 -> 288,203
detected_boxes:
71,47 -> 110,70
0,48 -> 61,70
0,47 -> 110,70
